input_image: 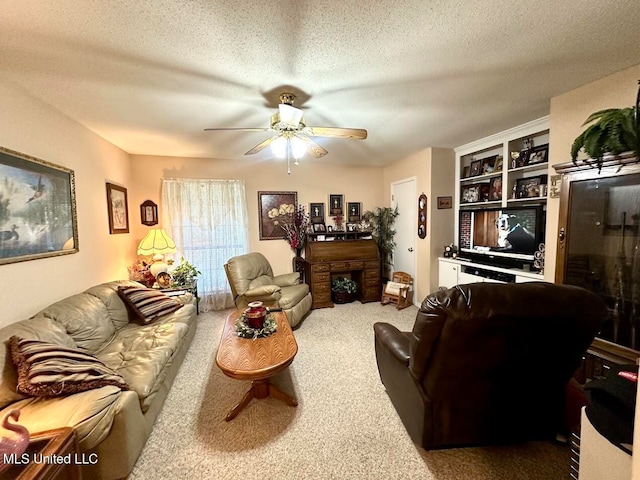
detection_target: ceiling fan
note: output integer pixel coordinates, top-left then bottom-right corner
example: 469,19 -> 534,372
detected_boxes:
204,93 -> 367,173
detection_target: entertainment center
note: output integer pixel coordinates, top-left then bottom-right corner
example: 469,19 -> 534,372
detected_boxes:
439,117 -> 550,288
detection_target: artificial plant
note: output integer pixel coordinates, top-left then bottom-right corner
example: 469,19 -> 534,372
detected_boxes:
171,257 -> 201,287
362,206 -> 400,280
570,80 -> 640,169
331,277 -> 358,293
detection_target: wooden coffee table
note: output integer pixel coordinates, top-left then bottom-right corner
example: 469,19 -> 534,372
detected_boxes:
216,310 -> 298,421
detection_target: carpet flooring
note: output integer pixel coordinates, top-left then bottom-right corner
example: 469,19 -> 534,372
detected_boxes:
128,302 -> 569,479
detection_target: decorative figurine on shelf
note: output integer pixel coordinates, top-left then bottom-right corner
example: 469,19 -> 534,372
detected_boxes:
0,409 -> 30,472
443,243 -> 458,258
510,151 -> 519,169
534,243 -> 545,274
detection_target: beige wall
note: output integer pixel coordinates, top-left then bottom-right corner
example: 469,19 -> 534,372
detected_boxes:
130,154 -> 385,275
0,78 -> 133,327
383,147 -> 455,302
545,63 -> 640,281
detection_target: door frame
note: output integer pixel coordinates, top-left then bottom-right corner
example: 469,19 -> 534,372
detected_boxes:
390,176 -> 418,305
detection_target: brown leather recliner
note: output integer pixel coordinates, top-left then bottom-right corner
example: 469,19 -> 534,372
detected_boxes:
373,282 -> 606,450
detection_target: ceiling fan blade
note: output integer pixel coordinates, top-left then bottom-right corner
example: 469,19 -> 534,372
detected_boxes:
302,127 -> 367,140
244,136 -> 275,155
297,135 -> 328,158
204,127 -> 269,132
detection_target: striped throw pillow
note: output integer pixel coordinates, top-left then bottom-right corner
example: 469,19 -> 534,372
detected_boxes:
9,336 -> 128,397
117,286 -> 183,324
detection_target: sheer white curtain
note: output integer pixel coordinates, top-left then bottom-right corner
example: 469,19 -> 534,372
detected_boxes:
162,179 -> 249,311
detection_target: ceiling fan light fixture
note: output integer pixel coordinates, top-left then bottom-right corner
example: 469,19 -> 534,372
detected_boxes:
278,104 -> 303,127
270,136 -> 288,157
291,136 -> 306,159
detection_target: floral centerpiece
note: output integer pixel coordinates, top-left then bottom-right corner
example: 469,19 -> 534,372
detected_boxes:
332,214 -> 344,231
128,260 -> 155,287
281,203 -> 310,256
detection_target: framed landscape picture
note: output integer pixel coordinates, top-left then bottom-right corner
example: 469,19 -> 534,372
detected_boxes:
0,146 -> 78,265
258,191 -> 297,240
106,183 -> 129,234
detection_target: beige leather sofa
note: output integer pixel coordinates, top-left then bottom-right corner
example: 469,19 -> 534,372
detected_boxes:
224,252 -> 312,328
0,280 -> 197,480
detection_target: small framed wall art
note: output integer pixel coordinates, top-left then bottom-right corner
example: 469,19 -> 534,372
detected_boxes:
329,194 -> 343,215
106,182 -> 129,234
310,203 -> 325,224
347,202 -> 361,222
436,196 -> 452,209
140,200 -> 158,226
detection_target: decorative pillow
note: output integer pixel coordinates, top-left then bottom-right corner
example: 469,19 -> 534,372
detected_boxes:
384,281 -> 410,296
9,336 -> 128,397
117,286 -> 184,324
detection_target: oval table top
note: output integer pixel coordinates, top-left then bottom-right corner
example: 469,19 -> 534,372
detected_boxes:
216,310 -> 298,381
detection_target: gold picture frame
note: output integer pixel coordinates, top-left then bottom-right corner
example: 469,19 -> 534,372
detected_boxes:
0,146 -> 78,265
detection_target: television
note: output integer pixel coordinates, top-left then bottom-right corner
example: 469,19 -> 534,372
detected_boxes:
458,205 -> 545,269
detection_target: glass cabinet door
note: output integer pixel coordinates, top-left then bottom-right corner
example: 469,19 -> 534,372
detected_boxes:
560,171 -> 640,350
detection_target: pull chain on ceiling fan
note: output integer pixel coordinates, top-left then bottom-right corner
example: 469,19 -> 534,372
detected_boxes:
205,93 -> 367,174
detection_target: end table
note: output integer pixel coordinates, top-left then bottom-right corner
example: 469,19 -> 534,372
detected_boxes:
160,283 -> 199,314
0,427 -> 82,480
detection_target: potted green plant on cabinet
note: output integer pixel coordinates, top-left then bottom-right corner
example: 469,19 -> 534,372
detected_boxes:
362,206 -> 400,281
571,81 -> 640,170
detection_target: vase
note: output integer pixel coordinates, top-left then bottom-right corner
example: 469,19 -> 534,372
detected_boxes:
245,301 -> 267,329
296,247 -> 303,258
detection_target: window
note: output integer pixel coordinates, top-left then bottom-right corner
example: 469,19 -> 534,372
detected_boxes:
162,179 -> 249,311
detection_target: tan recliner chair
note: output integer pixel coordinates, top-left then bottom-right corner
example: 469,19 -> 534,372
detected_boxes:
224,252 -> 312,328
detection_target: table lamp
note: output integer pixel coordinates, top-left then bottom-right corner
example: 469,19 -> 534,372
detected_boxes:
137,228 -> 177,278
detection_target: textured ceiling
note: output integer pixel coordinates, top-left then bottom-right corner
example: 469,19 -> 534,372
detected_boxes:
2,1 -> 640,166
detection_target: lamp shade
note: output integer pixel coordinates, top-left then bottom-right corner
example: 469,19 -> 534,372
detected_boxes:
137,229 -> 177,256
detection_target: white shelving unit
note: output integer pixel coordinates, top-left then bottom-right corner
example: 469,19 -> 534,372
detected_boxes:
454,116 -> 550,243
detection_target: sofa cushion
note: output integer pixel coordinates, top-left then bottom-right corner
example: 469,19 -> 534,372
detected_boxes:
85,280 -> 141,330
34,293 -> 116,353
97,319 -> 190,413
117,286 -> 183,324
9,336 -> 128,397
0,317 -> 76,409
226,252 -> 274,294
278,284 -> 310,310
